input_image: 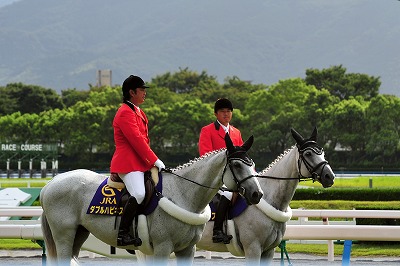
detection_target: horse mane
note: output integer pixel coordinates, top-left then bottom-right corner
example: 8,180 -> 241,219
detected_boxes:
258,145 -> 296,175
172,148 -> 226,171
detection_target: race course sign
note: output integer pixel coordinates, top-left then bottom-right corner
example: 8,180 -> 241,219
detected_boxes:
1,143 -> 57,152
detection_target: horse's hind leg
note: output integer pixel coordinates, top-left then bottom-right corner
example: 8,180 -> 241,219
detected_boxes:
52,227 -> 79,265
72,225 -> 90,258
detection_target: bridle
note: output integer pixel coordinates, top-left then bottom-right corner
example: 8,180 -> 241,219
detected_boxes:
221,150 -> 256,193
255,141 -> 329,183
297,141 -> 329,182
163,149 -> 256,193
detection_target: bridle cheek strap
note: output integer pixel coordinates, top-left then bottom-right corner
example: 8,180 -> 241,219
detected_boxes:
221,155 -> 255,193
298,152 -> 328,182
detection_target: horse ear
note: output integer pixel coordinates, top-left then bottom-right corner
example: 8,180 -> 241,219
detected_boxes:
291,128 -> 304,144
225,133 -> 234,153
310,126 -> 318,141
241,135 -> 254,151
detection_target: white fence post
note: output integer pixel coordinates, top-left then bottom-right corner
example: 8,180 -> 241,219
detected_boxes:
323,217 -> 335,261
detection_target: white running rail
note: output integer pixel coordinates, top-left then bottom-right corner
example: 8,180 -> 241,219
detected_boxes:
1,207 -> 400,260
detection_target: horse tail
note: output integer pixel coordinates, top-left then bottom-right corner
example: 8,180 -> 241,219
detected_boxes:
41,212 -> 57,264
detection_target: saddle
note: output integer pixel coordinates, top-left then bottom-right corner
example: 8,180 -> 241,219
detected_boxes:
108,167 -> 159,212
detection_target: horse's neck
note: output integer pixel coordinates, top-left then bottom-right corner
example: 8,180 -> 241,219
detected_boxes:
165,152 -> 225,212
259,148 -> 299,211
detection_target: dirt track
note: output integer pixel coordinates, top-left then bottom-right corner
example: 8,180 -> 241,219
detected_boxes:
1,250 -> 399,266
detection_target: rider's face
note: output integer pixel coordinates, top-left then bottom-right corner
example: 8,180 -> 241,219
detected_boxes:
215,108 -> 232,126
130,88 -> 146,106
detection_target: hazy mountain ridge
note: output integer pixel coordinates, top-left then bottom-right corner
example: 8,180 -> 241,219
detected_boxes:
0,0 -> 399,96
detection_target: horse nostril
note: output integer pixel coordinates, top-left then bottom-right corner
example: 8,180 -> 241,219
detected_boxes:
251,191 -> 262,204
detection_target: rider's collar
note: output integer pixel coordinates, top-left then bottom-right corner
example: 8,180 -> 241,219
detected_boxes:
215,120 -> 229,133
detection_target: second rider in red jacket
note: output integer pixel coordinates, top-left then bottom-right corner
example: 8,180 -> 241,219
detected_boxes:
198,98 -> 243,244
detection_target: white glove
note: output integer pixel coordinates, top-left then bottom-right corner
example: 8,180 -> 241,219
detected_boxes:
154,159 -> 165,172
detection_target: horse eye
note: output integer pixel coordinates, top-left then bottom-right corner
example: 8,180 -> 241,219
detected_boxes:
233,161 -> 241,168
305,151 -> 312,156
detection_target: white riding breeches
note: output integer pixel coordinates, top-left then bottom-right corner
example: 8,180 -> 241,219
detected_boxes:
218,187 -> 233,200
119,171 -> 145,204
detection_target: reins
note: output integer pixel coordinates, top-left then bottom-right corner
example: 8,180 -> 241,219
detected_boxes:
161,168 -> 220,190
253,142 -> 328,183
161,149 -> 256,192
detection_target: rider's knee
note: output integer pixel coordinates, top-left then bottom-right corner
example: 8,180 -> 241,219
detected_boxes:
135,192 -> 145,205
218,190 -> 233,201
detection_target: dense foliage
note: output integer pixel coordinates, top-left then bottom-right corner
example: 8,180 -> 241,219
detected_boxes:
0,65 -> 399,171
293,188 -> 400,202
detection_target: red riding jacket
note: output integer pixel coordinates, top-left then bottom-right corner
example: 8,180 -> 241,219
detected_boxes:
198,121 -> 244,156
110,103 -> 158,173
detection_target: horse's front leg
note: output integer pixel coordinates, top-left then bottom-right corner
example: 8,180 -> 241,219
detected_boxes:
174,245 -> 195,266
152,242 -> 174,266
260,248 -> 275,266
244,242 -> 262,266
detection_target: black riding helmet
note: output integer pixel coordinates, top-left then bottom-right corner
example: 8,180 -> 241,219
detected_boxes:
122,75 -> 149,100
214,98 -> 233,113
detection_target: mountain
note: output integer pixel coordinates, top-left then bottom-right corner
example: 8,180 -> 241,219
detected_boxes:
0,0 -> 20,8
0,0 -> 399,96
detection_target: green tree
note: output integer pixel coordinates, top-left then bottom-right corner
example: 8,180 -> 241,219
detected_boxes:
161,99 -> 215,157
151,67 -> 218,94
0,86 -> 18,115
33,108 -> 72,146
0,112 -> 39,142
221,76 -> 267,111
62,101 -> 108,162
143,86 -> 184,107
365,95 -> 400,164
245,78 -> 317,157
305,65 -> 380,100
145,104 -> 168,155
4,83 -> 63,114
61,88 -> 90,108
189,76 -> 266,112
325,96 -> 368,164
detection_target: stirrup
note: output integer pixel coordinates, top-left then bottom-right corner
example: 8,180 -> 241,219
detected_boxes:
117,233 -> 142,247
212,230 -> 233,244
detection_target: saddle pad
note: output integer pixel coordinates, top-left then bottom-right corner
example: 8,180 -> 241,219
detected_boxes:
142,173 -> 163,215
87,178 -> 124,216
209,195 -> 248,221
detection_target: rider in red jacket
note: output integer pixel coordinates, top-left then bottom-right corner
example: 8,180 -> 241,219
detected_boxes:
110,75 -> 165,247
198,98 -> 243,244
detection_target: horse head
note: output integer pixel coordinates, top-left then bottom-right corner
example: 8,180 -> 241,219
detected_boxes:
291,127 -> 335,188
224,133 -> 263,204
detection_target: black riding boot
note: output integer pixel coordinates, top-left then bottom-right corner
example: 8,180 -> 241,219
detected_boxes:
212,196 -> 233,244
117,196 -> 142,246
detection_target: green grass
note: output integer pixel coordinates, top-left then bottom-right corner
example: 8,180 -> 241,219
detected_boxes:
290,200 -> 400,210
0,178 -> 51,188
0,239 -> 42,249
3,239 -> 400,257
2,176 -> 400,189
301,176 -> 400,188
285,242 -> 400,257
1,176 -> 400,257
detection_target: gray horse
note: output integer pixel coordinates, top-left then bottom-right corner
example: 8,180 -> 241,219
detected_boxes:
40,134 -> 263,266
197,127 -> 335,266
